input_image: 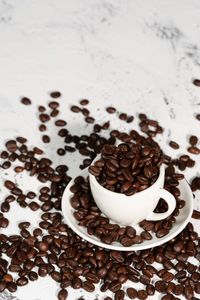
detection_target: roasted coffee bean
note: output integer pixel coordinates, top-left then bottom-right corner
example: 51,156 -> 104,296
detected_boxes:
42,135 -> 50,143
16,276 -> 28,286
4,195 -> 15,203
58,289 -> 68,300
192,210 -> 200,219
169,141 -> 179,149
4,180 -> 15,190
82,280 -> 95,292
80,99 -> 89,106
71,105 -> 81,112
39,113 -> 50,123
39,124 -> 47,131
127,287 -> 138,299
106,106 -> 116,114
193,79 -> 200,86
50,91 -> 61,98
189,135 -> 198,146
115,289 -> 125,300
85,116 -> 95,124
187,146 -> 200,154
55,120 -> 67,127
21,97 -> 31,105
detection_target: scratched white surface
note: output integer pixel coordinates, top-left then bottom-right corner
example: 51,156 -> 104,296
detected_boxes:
0,1 -> 200,299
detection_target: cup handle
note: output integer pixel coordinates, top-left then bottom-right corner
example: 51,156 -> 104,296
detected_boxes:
146,189 -> 176,221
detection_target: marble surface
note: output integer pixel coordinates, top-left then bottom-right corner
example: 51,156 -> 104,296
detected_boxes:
0,0 -> 200,299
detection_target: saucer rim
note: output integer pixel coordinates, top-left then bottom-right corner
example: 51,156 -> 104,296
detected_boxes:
61,169 -> 193,251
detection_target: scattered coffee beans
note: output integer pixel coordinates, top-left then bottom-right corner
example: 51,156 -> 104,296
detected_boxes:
0,92 -> 199,300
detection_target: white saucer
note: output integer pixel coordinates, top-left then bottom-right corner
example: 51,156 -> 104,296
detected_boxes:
61,168 -> 193,251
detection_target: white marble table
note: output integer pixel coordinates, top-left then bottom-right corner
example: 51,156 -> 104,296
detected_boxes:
0,1 -> 200,299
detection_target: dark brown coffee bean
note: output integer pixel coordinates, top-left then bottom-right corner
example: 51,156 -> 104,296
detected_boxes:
85,116 -> 95,124
26,191 -> 36,199
71,105 -> 81,112
193,79 -> 200,86
21,97 -> 31,105
155,280 -> 167,293
192,210 -> 200,219
184,284 -> 194,299
141,231 -> 152,240
42,135 -> 50,143
115,289 -> 125,300
4,180 -> 15,190
29,201 -> 40,211
156,228 -> 169,238
55,120 -> 67,127
57,148 -> 66,156
187,146 -> 200,154
80,99 -> 89,106
1,201 -> 10,212
16,276 -> 28,286
106,106 -> 116,114
126,287 -> 138,299
39,124 -> 47,131
137,290 -> 148,300
169,141 -> 179,149
0,217 -> 9,228
7,281 -> 17,292
28,271 -> 38,281
58,289 -> 68,300
39,113 -> 50,123
50,91 -> 61,98
88,165 -> 101,176
146,284 -> 155,295
82,280 -> 95,292
189,135 -> 198,146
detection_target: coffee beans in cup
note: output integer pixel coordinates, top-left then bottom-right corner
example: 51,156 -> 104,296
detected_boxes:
88,142 -> 164,195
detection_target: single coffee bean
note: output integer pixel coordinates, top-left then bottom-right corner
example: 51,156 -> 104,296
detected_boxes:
127,287 -> 138,299
193,79 -> 200,86
187,146 -> 200,154
71,105 -> 81,112
50,91 -> 61,98
106,106 -> 116,114
80,99 -> 89,106
21,97 -> 31,105
169,141 -> 179,149
42,135 -> 50,143
82,280 -> 95,292
55,120 -> 67,127
58,289 -> 68,300
115,289 -> 125,300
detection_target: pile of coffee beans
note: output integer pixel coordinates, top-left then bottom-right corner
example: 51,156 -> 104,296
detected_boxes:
88,141 -> 164,195
0,91 -> 198,300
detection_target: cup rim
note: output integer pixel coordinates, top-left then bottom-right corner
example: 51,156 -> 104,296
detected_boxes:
89,156 -> 165,198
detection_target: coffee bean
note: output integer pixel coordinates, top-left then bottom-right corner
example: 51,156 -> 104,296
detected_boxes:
115,289 -> 125,300
71,105 -> 81,112
192,210 -> 200,219
106,107 -> 116,114
156,229 -> 169,238
7,281 -> 17,292
0,217 -> 9,228
80,99 -> 89,106
55,120 -> 67,127
21,97 -> 31,105
29,201 -> 40,211
39,113 -> 50,123
137,290 -> 148,300
187,146 -> 200,154
82,280 -> 95,292
28,271 -> 38,281
50,91 -> 61,98
57,148 -> 66,156
189,135 -> 198,146
127,287 -> 138,299
42,135 -> 50,143
16,276 -> 28,286
85,116 -> 95,124
193,79 -> 200,86
169,141 -> 179,149
39,124 -> 47,131
58,289 -> 68,300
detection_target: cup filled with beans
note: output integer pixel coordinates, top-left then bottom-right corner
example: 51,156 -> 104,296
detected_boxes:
88,142 -> 176,226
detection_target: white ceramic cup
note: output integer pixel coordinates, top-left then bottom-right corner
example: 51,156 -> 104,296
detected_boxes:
89,160 -> 176,226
